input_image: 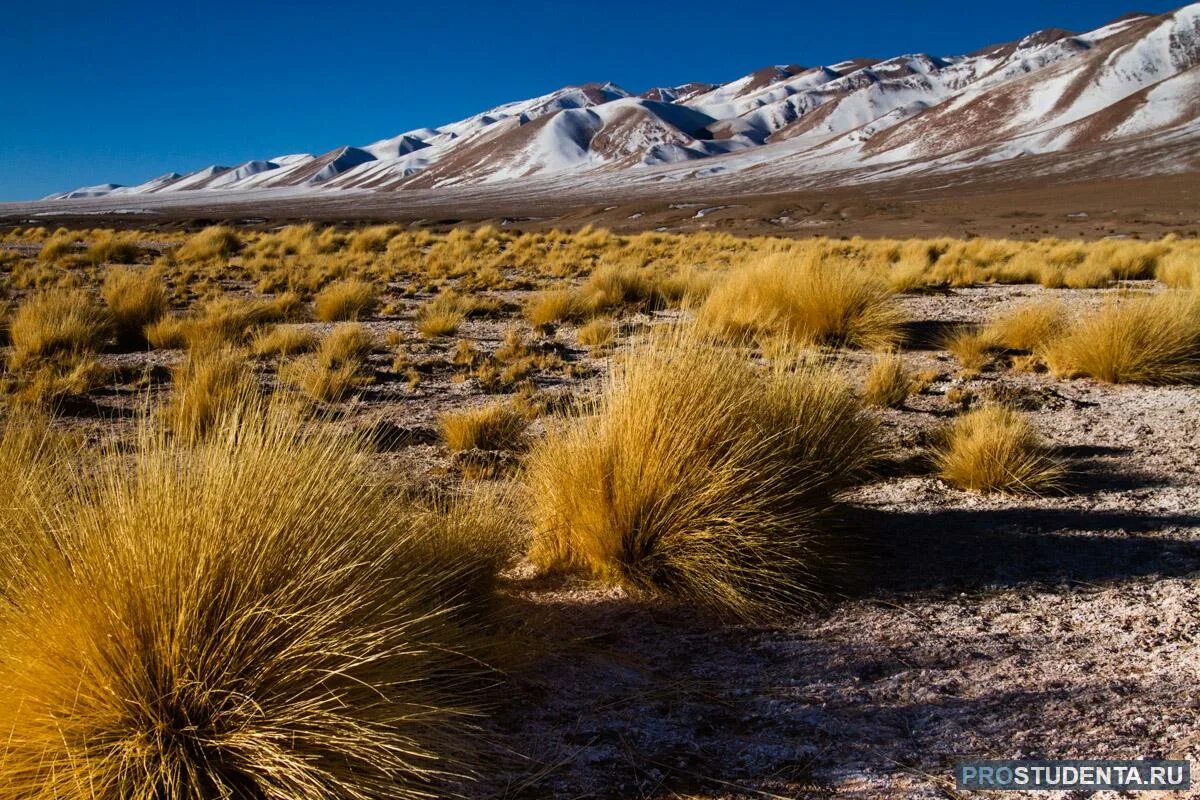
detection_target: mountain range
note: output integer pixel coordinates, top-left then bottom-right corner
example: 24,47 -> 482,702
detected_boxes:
40,4 -> 1200,207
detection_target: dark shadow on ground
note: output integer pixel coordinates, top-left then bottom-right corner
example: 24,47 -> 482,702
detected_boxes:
842,505 -> 1200,597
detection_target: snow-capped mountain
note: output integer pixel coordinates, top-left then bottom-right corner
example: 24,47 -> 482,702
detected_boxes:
44,4 -> 1200,201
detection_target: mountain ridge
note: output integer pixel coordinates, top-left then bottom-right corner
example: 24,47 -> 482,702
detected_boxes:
44,4 -> 1200,202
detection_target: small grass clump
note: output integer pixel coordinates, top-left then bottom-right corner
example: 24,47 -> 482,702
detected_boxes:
101,266 -> 168,348
146,293 -> 301,351
314,278 -> 379,322
0,396 -> 510,799
524,289 -> 581,327
417,292 -> 467,337
577,317 -> 616,352
943,326 -> 995,373
162,347 -> 258,440
175,225 -> 242,261
862,351 -> 914,408
85,232 -> 142,265
440,403 -> 529,451
698,255 -> 905,350
281,323 -> 376,402
525,333 -> 882,620
8,289 -> 110,369
1042,291 -> 1200,384
934,405 -> 1065,494
983,300 -> 1067,352
252,324 -> 318,357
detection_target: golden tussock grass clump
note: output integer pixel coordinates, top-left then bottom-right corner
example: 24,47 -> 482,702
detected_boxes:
862,351 -> 914,408
252,323 -> 318,357
101,266 -> 168,348
577,316 -> 616,352
943,326 -> 995,373
935,405 -> 1065,494
0,396 -> 511,799
281,323 -> 376,403
313,278 -> 379,322
175,225 -> 242,261
84,232 -> 142,265
982,300 -> 1067,352
0,416 -> 82,578
37,230 -> 80,262
440,402 -> 529,451
348,225 -> 399,254
525,333 -> 882,620
145,293 -> 302,351
3,357 -> 111,409
8,289 -> 110,369
1041,291 -> 1200,384
162,347 -> 258,441
1157,250 -> 1200,289
417,292 -> 467,338
524,289 -> 581,327
697,255 -> 905,350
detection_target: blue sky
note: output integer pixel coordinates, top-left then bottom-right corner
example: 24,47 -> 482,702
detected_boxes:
0,0 -> 1183,200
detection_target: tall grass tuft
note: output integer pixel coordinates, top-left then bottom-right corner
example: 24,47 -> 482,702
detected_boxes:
862,351 -> 914,408
102,266 -> 168,348
525,333 -> 882,619
441,403 -> 529,451
1042,291 -> 1200,384
697,255 -> 905,350
935,405 -> 1065,494
9,289 -> 110,369
314,278 -> 379,322
175,225 -> 242,261
0,396 -> 510,798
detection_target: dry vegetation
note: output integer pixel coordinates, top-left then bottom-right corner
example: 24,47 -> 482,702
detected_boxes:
0,222 -> 1198,796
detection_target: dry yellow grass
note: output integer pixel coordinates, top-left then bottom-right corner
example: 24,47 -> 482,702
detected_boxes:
440,402 -> 529,451
314,278 -> 379,321
9,289 -> 110,369
252,324 -> 318,357
577,317 -> 616,351
162,347 -> 258,440
1157,250 -> 1200,289
281,323 -> 377,403
524,289 -> 581,327
175,225 -> 242,261
37,230 -> 80,262
525,333 -> 882,619
943,327 -> 995,373
417,292 -> 467,337
0,396 -> 510,798
697,255 -> 905,350
983,300 -> 1067,352
145,293 -> 301,351
862,351 -> 914,408
84,231 -> 142,264
101,266 -> 168,347
1042,291 -> 1200,384
935,405 -> 1065,494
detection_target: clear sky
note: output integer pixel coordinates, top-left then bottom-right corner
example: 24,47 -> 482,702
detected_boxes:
0,0 -> 1185,200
